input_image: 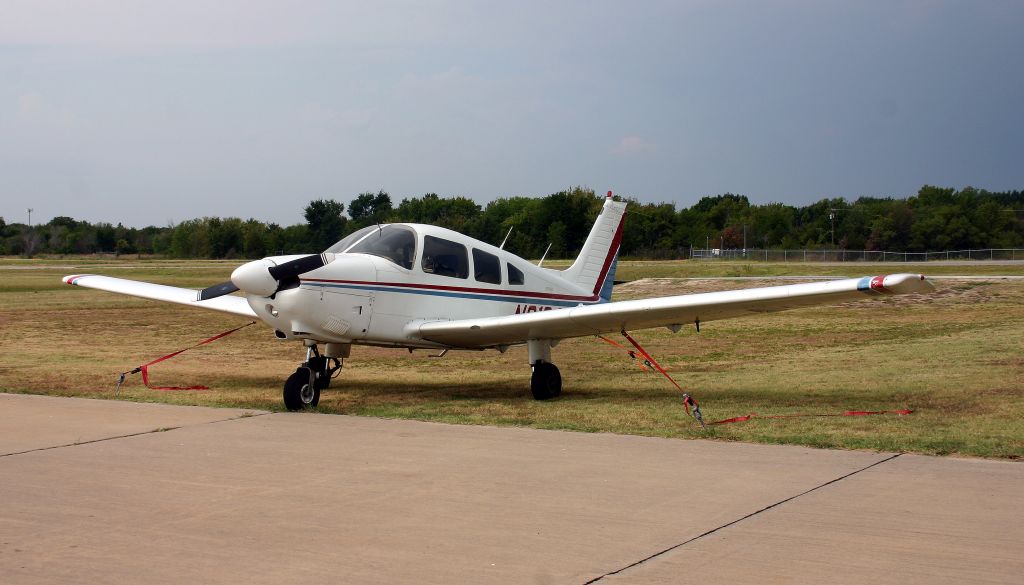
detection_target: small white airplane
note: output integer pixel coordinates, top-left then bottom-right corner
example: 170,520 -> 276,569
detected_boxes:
64,192 -> 934,410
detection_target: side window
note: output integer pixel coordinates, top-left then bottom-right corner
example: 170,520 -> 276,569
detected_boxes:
422,236 -> 469,279
346,225 -> 416,269
472,249 -> 501,284
507,263 -> 525,286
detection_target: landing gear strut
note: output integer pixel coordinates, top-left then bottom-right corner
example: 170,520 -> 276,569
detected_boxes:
283,344 -> 343,411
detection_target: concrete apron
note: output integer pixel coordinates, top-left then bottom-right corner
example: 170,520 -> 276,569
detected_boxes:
1,394 -> 1020,584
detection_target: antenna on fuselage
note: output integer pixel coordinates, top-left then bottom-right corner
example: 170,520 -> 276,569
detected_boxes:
498,226 -> 513,250
537,243 -> 552,267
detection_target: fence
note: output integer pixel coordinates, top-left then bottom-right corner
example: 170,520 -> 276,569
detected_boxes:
690,248 -> 1024,262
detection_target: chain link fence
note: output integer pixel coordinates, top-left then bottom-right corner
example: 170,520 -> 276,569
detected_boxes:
690,248 -> 1024,262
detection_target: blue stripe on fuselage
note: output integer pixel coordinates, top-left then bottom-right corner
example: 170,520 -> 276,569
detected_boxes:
307,281 -> 592,308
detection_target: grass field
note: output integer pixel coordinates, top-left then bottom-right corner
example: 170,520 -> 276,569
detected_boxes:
1,257 -> 1021,458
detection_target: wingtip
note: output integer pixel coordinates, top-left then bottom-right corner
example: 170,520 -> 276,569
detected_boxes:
882,273 -> 935,294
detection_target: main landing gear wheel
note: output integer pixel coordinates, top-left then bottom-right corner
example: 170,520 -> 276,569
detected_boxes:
283,368 -> 319,411
530,362 -> 562,400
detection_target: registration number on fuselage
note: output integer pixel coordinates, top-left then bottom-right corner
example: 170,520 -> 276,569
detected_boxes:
514,304 -> 554,314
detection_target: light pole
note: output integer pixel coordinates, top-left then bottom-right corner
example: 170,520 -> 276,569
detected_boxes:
27,208 -> 33,228
829,211 -> 835,248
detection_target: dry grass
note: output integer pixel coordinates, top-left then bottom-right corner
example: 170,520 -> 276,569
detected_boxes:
1,257 -> 1021,458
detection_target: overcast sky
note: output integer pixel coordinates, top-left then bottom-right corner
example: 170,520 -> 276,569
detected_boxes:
1,1 -> 1022,227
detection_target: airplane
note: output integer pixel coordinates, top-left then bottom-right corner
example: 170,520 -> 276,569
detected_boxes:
63,192 -> 935,410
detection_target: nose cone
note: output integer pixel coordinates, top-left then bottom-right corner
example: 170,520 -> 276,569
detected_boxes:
231,259 -> 279,296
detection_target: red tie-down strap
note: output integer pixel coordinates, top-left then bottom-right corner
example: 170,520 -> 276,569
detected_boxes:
708,410 -> 914,425
597,332 -> 910,429
596,335 -> 653,372
117,322 -> 256,391
607,331 -> 705,426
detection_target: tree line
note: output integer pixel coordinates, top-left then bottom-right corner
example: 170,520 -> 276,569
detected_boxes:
2,185 -> 1021,259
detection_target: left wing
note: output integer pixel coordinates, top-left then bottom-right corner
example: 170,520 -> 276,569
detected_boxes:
63,274 -> 257,318
407,273 -> 933,348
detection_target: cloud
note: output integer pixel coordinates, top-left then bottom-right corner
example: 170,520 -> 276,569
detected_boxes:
11,92 -> 92,131
612,135 -> 656,157
295,103 -> 375,130
0,1 -> 467,51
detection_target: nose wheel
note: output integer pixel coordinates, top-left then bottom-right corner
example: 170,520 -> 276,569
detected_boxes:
283,345 -> 342,411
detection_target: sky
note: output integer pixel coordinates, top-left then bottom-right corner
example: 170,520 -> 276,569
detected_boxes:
1,0 -> 1022,227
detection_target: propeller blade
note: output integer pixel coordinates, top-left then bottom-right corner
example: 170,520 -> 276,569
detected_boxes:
229,253 -> 334,298
267,253 -> 328,281
197,281 -> 240,301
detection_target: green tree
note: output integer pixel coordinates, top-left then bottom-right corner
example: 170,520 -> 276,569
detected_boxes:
304,199 -> 347,252
348,191 -> 393,227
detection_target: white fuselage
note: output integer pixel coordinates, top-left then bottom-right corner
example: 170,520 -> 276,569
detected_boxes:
247,224 -> 603,348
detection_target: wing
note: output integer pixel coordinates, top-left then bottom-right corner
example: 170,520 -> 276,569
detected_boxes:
63,274 -> 257,318
407,273 -> 934,348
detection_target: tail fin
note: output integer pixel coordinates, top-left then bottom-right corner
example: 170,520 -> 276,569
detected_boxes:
562,192 -> 627,302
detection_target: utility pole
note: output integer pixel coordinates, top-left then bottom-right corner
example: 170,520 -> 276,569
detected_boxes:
743,224 -> 747,252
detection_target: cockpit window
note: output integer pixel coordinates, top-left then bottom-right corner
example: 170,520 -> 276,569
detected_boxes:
422,235 -> 468,279
325,225 -> 378,253
345,225 -> 416,270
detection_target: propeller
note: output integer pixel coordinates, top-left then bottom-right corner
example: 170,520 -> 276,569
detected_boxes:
267,253 -> 329,281
195,253 -> 332,301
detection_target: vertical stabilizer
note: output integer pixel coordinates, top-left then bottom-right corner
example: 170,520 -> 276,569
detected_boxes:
562,192 -> 627,302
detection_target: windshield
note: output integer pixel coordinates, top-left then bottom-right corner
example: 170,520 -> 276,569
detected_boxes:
324,226 -> 379,254
346,225 -> 417,269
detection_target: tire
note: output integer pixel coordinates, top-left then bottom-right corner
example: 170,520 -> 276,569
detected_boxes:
530,362 -> 562,400
283,369 -> 320,411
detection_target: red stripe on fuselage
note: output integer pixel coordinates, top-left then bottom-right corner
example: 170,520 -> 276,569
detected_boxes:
302,278 -> 600,302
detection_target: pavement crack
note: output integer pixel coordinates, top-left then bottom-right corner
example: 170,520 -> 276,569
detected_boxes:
584,452 -> 904,584
0,411 -> 270,459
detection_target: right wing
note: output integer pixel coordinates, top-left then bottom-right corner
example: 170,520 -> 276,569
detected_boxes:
408,273 -> 934,348
63,274 -> 257,318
